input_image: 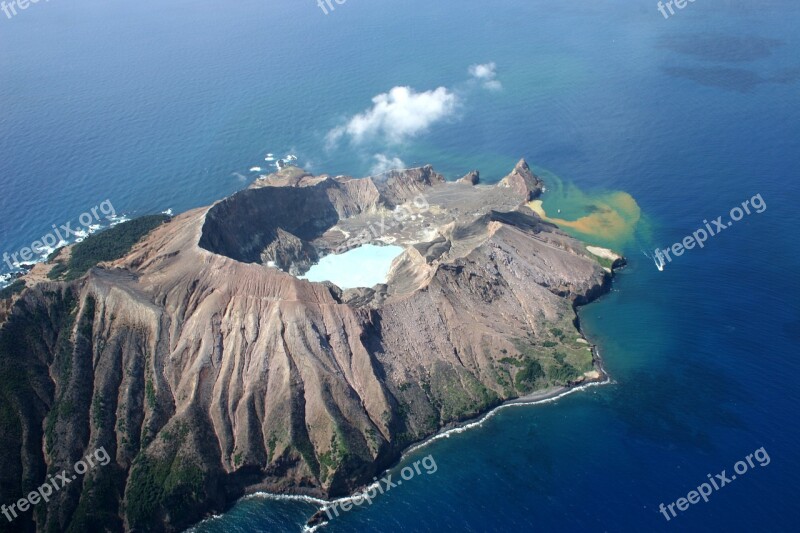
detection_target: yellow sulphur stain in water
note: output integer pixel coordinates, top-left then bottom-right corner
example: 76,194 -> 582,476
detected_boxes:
526,170 -> 648,251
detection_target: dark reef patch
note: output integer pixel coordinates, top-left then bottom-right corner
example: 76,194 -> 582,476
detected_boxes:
658,34 -> 784,63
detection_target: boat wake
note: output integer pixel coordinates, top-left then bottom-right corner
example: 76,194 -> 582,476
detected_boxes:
642,249 -> 664,271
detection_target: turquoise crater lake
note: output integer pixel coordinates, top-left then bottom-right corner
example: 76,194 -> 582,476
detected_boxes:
299,244 -> 406,289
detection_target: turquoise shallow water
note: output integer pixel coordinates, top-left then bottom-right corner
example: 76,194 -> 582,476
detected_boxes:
2,0 -> 799,531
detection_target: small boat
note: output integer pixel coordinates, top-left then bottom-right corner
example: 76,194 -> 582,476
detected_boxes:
653,251 -> 665,271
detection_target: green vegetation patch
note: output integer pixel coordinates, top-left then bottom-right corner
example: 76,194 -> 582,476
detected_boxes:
48,215 -> 170,281
126,421 -> 204,531
514,358 -> 545,393
0,288 -> 78,521
510,312 -> 594,391
267,434 -> 278,463
318,432 -> 348,482
593,255 -> 616,270
125,454 -> 204,530
45,295 -> 94,454
428,365 -> 499,422
547,362 -> 582,385
498,357 -> 523,367
0,279 -> 25,300
65,467 -> 126,533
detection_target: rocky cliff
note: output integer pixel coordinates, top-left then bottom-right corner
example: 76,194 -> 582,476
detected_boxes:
0,160 -> 624,532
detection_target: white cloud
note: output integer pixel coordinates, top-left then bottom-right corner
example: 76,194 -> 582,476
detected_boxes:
370,154 -> 406,175
468,62 -> 502,90
469,62 -> 496,80
327,86 -> 459,146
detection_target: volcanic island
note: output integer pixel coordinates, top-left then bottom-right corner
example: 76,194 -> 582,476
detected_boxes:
0,159 -> 624,532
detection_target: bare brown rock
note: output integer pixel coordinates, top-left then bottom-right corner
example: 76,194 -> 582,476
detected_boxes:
457,170 -> 480,185
497,158 -> 544,200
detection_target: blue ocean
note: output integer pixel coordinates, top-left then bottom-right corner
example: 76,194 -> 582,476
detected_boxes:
1,0 -> 799,531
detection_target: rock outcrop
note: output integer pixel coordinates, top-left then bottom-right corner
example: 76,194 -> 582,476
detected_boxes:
498,159 -> 544,200
457,170 -> 480,185
0,160 -> 622,532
